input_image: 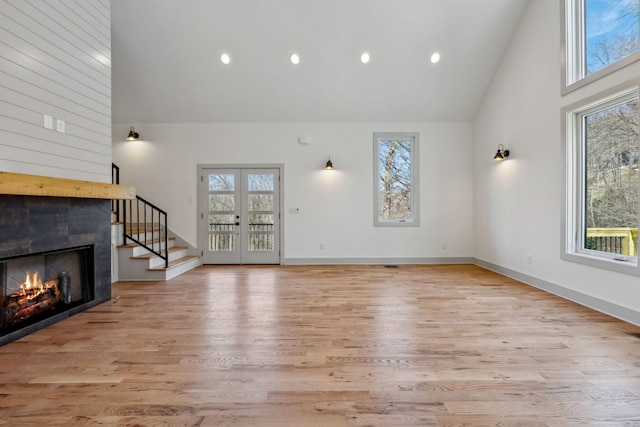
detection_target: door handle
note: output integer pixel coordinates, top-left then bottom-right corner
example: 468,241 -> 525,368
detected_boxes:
235,222 -> 240,226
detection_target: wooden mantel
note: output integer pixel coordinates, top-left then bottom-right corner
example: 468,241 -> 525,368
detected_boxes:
0,171 -> 135,200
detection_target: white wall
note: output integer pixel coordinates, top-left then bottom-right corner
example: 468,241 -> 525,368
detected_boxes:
473,0 -> 640,323
112,122 -> 474,262
0,0 -> 112,183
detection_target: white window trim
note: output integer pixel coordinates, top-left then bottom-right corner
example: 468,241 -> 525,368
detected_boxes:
373,132 -> 420,227
562,0 -> 640,95
561,81 -> 640,276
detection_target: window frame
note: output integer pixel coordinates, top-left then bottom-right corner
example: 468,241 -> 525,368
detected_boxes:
562,82 -> 640,275
373,132 -> 420,227
562,0 -> 640,94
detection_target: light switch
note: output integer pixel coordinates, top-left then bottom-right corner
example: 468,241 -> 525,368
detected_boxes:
43,115 -> 53,129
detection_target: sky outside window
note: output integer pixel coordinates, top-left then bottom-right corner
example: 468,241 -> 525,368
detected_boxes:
585,0 -> 639,75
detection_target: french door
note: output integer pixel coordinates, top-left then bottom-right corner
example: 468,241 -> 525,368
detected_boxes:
202,168 -> 280,264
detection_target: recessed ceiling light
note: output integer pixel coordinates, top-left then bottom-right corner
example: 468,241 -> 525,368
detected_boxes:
430,52 -> 441,64
290,53 -> 300,65
220,53 -> 231,64
360,52 -> 370,64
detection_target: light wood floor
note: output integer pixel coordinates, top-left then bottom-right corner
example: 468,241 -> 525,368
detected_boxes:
1,264 -> 640,426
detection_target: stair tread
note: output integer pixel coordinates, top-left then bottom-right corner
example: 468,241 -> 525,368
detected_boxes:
131,246 -> 188,259
147,255 -> 200,271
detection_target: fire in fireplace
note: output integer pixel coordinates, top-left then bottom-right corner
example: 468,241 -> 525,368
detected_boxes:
4,271 -> 61,326
1,245 -> 94,336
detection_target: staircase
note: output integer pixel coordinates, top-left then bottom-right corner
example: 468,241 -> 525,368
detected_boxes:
114,223 -> 200,281
111,163 -> 201,281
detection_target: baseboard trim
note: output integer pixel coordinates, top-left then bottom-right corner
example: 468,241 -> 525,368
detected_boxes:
474,258 -> 640,327
283,257 -> 474,265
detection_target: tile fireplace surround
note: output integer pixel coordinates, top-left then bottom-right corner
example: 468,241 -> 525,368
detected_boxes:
0,172 -> 134,346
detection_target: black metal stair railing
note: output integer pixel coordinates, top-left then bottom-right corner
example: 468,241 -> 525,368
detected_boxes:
111,163 -> 121,222
123,196 -> 169,269
112,163 -> 169,269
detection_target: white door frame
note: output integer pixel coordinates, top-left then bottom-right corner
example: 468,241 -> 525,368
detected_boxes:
197,164 -> 284,264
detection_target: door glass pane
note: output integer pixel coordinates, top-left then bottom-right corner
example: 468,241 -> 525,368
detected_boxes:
584,97 -> 639,256
248,234 -> 274,251
209,234 -> 235,251
248,174 -> 274,191
209,174 -> 235,191
209,195 -> 235,211
249,214 -> 274,231
248,195 -> 273,211
208,214 -> 235,251
209,214 -> 236,232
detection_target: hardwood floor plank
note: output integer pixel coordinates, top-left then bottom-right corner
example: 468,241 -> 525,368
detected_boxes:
0,264 -> 639,425
28,375 -> 125,384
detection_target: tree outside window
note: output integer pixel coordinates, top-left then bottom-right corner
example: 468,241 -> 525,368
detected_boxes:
585,99 -> 639,227
373,132 -> 419,227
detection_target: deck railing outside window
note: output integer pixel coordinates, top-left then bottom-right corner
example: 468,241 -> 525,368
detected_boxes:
586,228 -> 638,256
209,222 -> 274,251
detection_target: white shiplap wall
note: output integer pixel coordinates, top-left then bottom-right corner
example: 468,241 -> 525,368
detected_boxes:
0,0 -> 111,183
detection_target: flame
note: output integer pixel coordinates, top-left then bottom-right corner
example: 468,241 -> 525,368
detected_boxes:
17,271 -> 58,301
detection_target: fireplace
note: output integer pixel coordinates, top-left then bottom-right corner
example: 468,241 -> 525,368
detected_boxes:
0,193 -> 115,346
1,245 -> 94,336
0,172 -> 134,346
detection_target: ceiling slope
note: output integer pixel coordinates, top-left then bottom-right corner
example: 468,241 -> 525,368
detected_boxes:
111,0 -> 529,123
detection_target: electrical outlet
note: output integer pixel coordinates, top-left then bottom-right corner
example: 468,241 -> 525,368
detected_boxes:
526,254 -> 533,264
442,242 -> 447,250
320,242 -> 326,250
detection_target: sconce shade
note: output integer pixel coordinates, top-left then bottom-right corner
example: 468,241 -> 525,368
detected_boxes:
493,144 -> 509,161
126,127 -> 140,141
325,157 -> 334,169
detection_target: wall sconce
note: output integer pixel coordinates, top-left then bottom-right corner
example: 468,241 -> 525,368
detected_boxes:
325,157 -> 334,170
126,127 -> 140,141
493,144 -> 510,161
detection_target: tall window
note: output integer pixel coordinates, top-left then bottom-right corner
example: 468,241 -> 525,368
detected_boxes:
563,86 -> 640,273
373,132 -> 419,227
564,0 -> 640,91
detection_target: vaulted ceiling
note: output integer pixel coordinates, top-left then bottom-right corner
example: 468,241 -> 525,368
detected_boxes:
111,0 -> 529,123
